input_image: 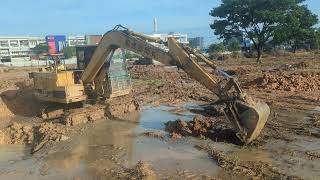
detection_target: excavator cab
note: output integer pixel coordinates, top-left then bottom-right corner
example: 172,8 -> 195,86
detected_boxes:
76,46 -> 132,99
104,48 -> 132,98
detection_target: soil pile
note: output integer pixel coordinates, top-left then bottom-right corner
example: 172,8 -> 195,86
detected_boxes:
251,72 -> 320,92
32,122 -> 68,153
0,122 -> 34,144
198,145 -> 301,179
0,122 -> 69,153
0,82 -> 40,117
129,65 -> 213,104
114,161 -> 156,180
63,105 -> 106,126
0,98 -> 13,118
165,116 -> 215,139
280,61 -> 309,70
105,95 -> 140,120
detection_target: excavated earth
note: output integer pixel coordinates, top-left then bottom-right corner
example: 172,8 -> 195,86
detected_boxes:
0,53 -> 319,179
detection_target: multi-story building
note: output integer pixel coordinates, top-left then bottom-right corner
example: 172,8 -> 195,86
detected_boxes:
149,33 -> 189,44
85,35 -> 103,45
0,36 -> 45,61
67,35 -> 86,47
147,33 -> 189,51
68,35 -> 103,47
188,37 -> 204,49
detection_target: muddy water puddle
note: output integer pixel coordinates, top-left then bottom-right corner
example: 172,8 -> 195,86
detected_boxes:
0,104 -> 222,179
1,104 -> 319,179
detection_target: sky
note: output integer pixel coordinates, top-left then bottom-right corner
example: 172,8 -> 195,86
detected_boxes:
0,0 -> 319,44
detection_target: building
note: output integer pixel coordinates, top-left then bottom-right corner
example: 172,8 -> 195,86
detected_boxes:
149,33 -> 188,44
85,35 -> 102,45
68,35 -> 86,47
0,36 -> 45,61
188,37 -> 204,49
147,33 -> 189,51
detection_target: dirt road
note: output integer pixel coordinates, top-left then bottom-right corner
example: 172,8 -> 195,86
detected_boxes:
0,53 -> 319,179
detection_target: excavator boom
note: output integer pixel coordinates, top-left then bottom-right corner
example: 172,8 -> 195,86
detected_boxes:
81,25 -> 270,144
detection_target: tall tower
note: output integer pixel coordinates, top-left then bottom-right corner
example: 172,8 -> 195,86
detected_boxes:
153,18 -> 158,33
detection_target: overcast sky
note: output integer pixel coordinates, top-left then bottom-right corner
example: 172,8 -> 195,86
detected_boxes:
0,0 -> 319,44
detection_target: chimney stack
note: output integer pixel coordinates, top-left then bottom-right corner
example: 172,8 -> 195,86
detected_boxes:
153,18 -> 158,33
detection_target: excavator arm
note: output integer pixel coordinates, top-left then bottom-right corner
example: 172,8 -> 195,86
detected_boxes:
81,25 -> 270,144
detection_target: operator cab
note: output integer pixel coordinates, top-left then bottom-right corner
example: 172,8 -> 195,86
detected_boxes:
75,45 -> 132,98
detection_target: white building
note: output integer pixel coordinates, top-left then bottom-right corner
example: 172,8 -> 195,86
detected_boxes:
0,36 -> 45,60
149,33 -> 189,44
67,35 -> 86,47
147,33 -> 189,51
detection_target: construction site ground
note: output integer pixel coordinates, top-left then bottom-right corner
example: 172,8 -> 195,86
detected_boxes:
0,52 -> 319,179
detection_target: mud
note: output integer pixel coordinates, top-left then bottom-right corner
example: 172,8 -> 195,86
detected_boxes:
105,95 -> 140,120
113,161 -> 156,180
250,71 -> 320,92
0,53 -> 319,179
197,144 -> 301,179
165,116 -> 215,138
164,115 -> 240,145
0,122 -> 69,153
63,105 -> 106,126
129,65 -> 213,105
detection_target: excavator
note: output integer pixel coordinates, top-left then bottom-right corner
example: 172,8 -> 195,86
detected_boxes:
30,25 -> 270,144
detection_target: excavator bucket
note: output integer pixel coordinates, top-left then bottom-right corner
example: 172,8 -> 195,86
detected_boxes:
227,99 -> 270,144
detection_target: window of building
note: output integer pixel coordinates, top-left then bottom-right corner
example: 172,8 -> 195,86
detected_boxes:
0,41 -> 9,47
10,40 -> 19,47
0,49 -> 9,55
20,40 -> 29,47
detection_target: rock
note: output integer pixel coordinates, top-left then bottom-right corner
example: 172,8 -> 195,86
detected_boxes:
60,135 -> 69,141
271,83 -> 278,89
171,132 -> 182,139
64,113 -> 88,126
165,116 -> 215,139
289,87 -> 296,92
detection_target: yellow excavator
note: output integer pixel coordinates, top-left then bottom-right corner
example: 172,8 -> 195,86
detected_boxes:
30,25 -> 270,144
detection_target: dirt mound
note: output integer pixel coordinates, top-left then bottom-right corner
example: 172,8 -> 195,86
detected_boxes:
114,161 -> 156,180
165,116 -> 215,139
280,61 -> 309,70
32,122 -> 68,153
129,65 -> 213,104
0,122 -> 34,144
0,122 -> 69,153
0,98 -> 13,118
0,82 -> 41,117
105,95 -> 140,120
165,115 -> 241,144
250,72 -> 320,92
63,105 -> 106,126
198,145 -> 301,179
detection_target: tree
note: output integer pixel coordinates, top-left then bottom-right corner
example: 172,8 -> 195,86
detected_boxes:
273,5 -> 318,52
210,0 -> 311,63
310,28 -> 320,50
31,43 -> 49,55
208,43 -> 225,54
62,47 -> 76,59
227,40 -> 241,52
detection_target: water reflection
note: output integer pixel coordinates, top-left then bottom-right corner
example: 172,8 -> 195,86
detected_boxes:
45,105 -> 220,178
